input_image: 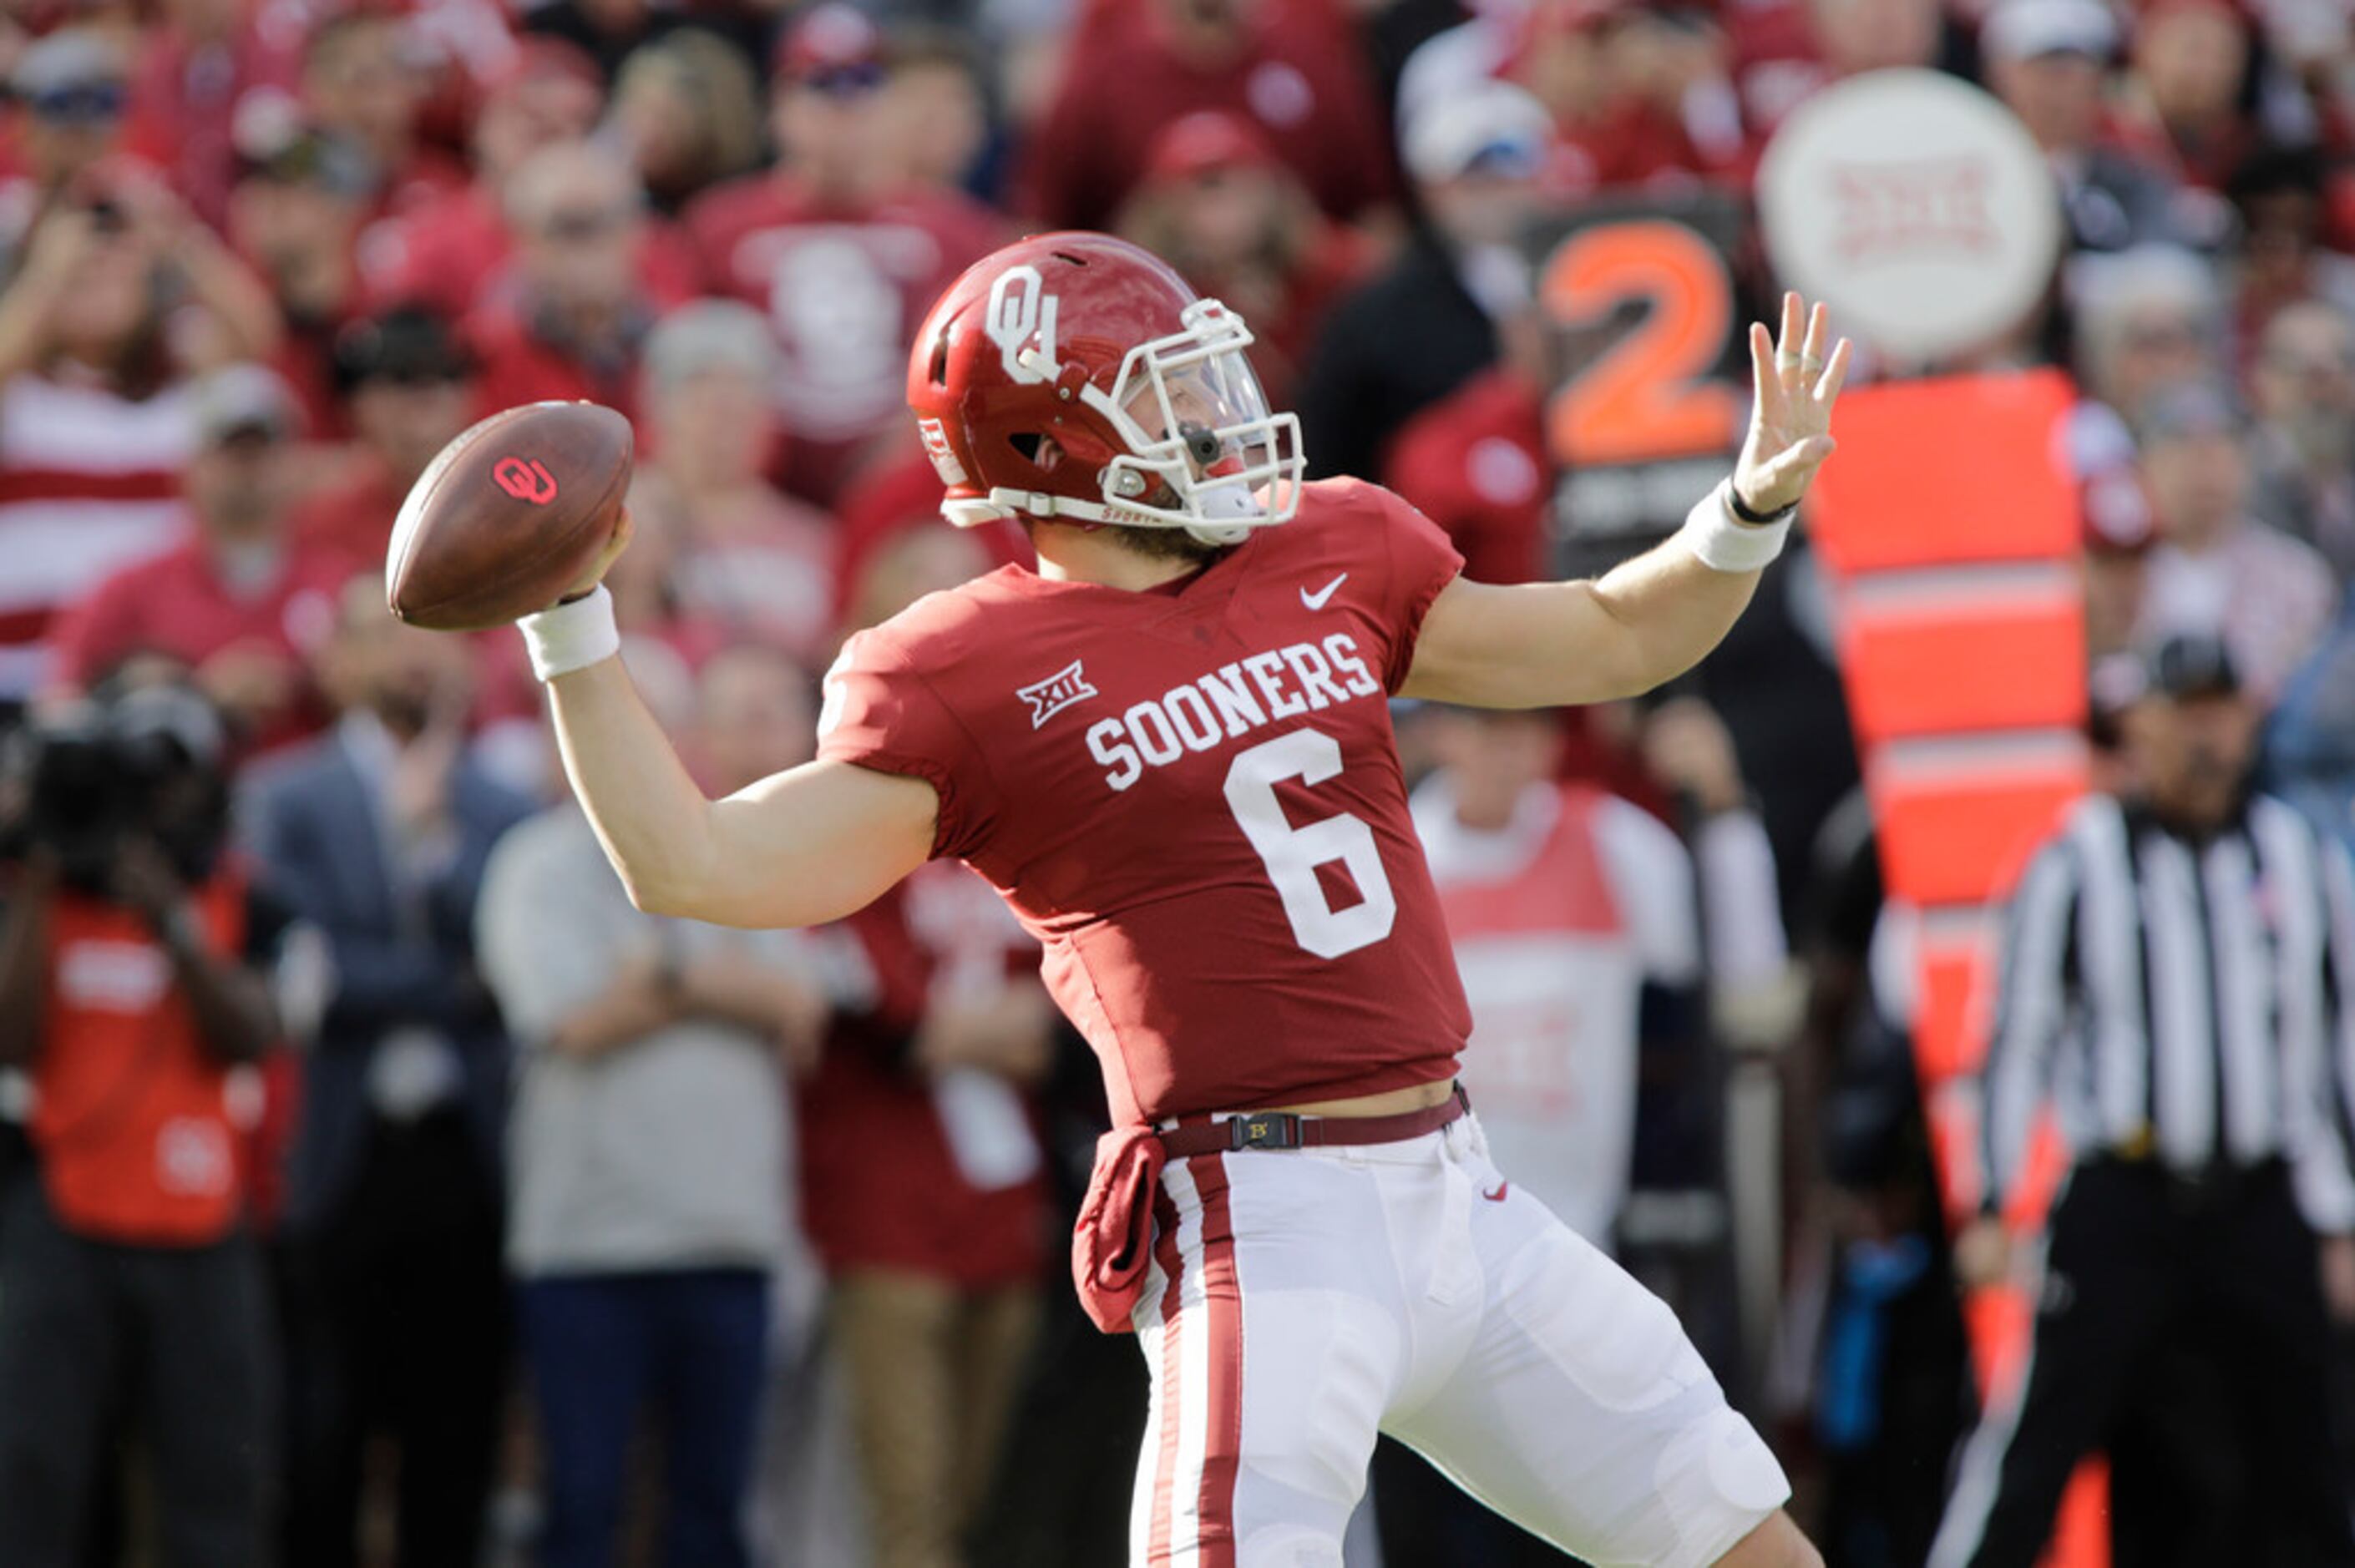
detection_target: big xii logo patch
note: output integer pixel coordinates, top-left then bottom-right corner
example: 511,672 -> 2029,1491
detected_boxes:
1017,660 -> 1097,729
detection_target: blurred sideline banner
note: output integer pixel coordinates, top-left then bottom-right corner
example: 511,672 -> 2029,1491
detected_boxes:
1806,370 -> 2104,1568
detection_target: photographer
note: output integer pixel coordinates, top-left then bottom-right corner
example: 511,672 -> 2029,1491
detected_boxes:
0,682 -> 297,1568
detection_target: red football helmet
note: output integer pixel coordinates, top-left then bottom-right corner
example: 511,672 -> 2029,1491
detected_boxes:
904,231 -> 1305,545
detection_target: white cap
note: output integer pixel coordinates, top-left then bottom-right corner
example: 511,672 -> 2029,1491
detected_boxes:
1401,81 -> 1552,186
190,362 -> 301,446
1983,0 -> 2120,62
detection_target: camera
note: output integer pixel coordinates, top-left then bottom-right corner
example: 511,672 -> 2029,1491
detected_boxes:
0,687 -> 230,894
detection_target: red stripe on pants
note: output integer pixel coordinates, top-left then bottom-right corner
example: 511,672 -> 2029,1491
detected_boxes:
1192,1155 -> 1241,1568
1144,1156 -> 1243,1566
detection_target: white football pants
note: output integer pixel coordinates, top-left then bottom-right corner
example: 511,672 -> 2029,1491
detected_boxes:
1127,1113 -> 1789,1567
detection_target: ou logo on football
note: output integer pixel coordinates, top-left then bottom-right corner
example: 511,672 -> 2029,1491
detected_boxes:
985,265 -> 1059,385
493,456 -> 559,505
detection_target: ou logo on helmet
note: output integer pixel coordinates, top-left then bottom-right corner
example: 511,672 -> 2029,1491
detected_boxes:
493,456 -> 559,505
985,265 -> 1060,386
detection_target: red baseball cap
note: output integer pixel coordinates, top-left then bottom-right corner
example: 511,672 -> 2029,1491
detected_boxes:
1142,110 -> 1280,188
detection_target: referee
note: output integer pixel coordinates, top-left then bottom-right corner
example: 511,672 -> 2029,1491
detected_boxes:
1929,633 -> 2355,1568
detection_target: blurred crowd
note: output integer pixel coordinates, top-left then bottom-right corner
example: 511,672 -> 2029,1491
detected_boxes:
1,0 -> 2355,1564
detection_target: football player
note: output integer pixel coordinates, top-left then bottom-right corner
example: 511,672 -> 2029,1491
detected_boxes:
516,233 -> 1846,1567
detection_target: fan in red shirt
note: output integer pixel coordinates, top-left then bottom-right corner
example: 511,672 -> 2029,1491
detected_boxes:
291,305 -> 479,567
122,0 -> 301,233
357,38 -> 613,319
683,5 -> 1004,504
1723,0 -> 1943,162
465,138 -> 689,422
2109,0 -> 2262,194
508,231 -> 1851,1565
1506,0 -> 1737,198
1020,0 -> 1399,235
297,9 -> 468,224
1112,110 -> 1371,411
1381,355 -> 1551,587
48,365 -> 351,756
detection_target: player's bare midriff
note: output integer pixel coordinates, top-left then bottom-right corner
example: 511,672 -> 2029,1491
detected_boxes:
1264,1075 -> 1459,1120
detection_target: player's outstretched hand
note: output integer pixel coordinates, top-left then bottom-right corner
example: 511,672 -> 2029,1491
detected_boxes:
1732,292 -> 1852,517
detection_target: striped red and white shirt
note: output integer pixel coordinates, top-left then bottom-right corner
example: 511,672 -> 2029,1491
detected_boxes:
0,371 -> 196,701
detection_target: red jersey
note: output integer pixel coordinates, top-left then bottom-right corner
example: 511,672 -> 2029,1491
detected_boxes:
685,176 -> 1005,497
817,478 -> 1472,1126
47,534 -> 352,753
801,864 -> 1049,1287
1381,366 -> 1550,586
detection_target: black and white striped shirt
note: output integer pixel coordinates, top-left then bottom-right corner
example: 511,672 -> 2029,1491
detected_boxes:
1978,792 -> 2355,1230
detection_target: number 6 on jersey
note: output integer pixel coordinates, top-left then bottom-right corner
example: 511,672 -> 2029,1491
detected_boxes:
1223,729 -> 1397,959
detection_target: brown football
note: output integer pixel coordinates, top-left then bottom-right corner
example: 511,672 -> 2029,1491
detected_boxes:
386,401 -> 635,631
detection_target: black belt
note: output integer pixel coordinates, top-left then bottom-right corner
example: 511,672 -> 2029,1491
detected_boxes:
1158,1085 -> 1471,1157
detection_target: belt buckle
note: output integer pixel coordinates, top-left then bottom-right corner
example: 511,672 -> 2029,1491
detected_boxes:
1228,1112 -> 1303,1151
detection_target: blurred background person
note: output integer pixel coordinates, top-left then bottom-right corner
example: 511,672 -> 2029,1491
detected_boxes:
2112,0 -> 2268,196
685,3 -> 1003,505
519,0 -> 762,90
2131,379 -> 2337,701
2266,594 -> 2355,861
0,161 -> 278,711
293,305 -> 479,567
798,492 -> 1055,1568
1978,0 -> 2210,258
808,857 -> 1055,1568
2222,144 -> 2355,357
1299,80 -> 1550,482
607,28 -> 764,217
0,28 -> 132,276
0,682 -> 288,1568
246,577 -> 530,1568
878,24 -> 995,201
46,363 -> 342,756
639,301 -> 838,668
468,137 -> 671,422
356,38 -> 608,322
1937,634 -> 2355,1568
120,0 -> 300,230
2244,296 -> 2355,585
1411,702 -> 1784,1248
1506,0 -> 1736,200
1114,109 -> 1370,412
477,643 -> 835,1568
297,8 -> 465,224
2065,243 -> 2226,483
1380,289 -> 1560,586
225,116 -> 378,440
1020,0 -> 1398,235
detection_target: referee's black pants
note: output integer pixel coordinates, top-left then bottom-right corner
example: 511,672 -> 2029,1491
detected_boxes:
1933,1156 -> 2355,1568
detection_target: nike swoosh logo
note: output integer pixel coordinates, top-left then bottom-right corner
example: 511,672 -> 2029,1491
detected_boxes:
1300,572 -> 1347,611
1481,1181 -> 1509,1202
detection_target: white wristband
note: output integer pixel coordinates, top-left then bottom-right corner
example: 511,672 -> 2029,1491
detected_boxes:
1679,481 -> 1794,574
519,584 -> 620,681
